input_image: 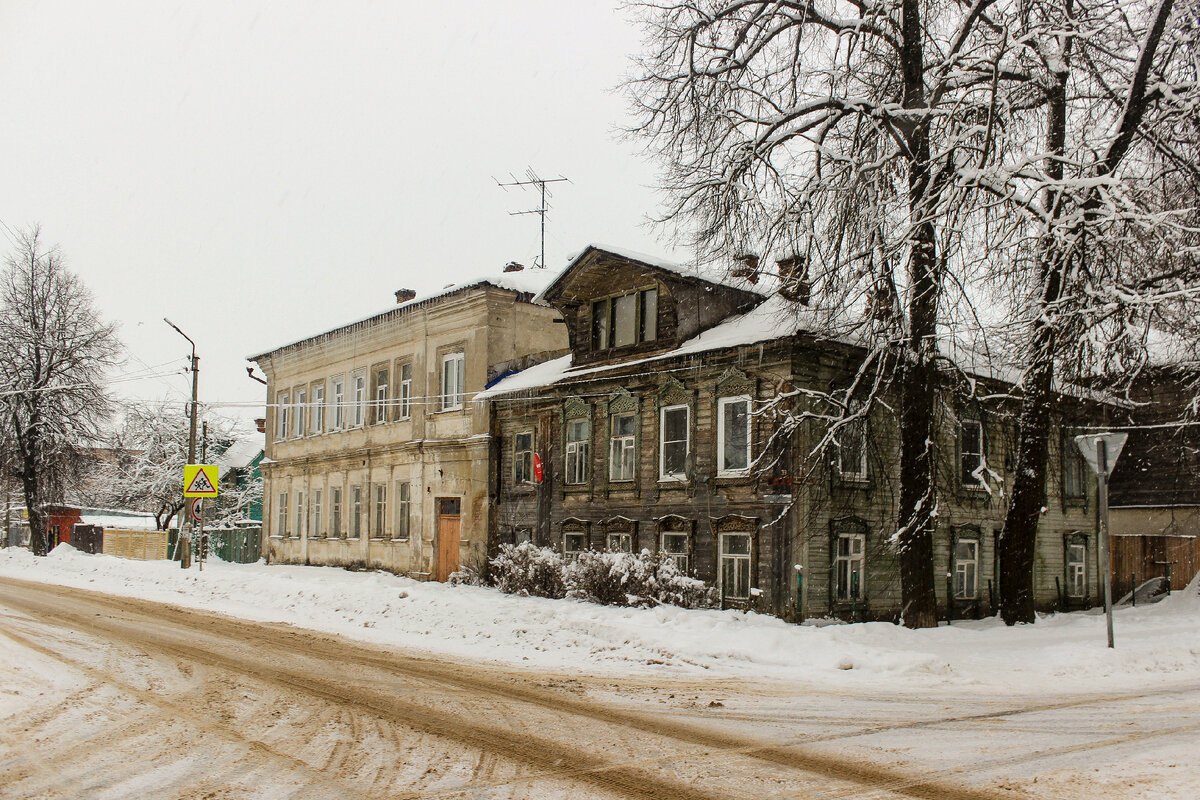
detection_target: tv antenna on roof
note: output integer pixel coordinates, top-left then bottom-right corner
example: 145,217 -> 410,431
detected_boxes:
495,169 -> 570,270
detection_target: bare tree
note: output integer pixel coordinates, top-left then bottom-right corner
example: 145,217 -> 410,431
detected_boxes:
0,227 -> 120,555
626,0 -> 1023,626
98,402 -> 241,531
986,0 -> 1200,623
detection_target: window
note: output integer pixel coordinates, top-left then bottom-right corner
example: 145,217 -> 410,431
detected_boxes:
514,529 -> 533,545
953,539 -> 979,599
1066,541 -> 1087,598
514,431 -> 534,484
394,481 -> 410,540
960,419 -> 984,487
1063,436 -> 1086,500
441,352 -> 465,410
607,532 -> 633,553
563,532 -> 587,560
332,377 -> 346,430
372,484 -> 387,539
661,531 -> 689,572
352,370 -> 367,427
294,490 -> 305,539
837,411 -> 868,481
310,489 -> 322,538
659,404 -> 689,481
609,412 -> 637,481
717,396 -> 751,476
276,392 -> 289,441
311,384 -> 325,434
350,484 -> 362,538
294,389 -> 307,438
276,491 -> 288,537
374,368 -> 389,424
565,418 -> 590,485
835,532 -> 865,601
398,363 -> 413,420
330,487 -> 342,538
592,287 -> 661,350
720,533 -> 752,600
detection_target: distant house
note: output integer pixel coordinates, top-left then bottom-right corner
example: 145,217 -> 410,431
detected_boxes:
213,434 -> 265,527
482,245 -> 1115,620
249,266 -> 568,579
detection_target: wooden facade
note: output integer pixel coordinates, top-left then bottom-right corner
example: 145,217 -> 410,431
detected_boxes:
488,247 -> 1109,620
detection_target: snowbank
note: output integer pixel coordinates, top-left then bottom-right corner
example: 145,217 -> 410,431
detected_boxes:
3,545 -> 1197,695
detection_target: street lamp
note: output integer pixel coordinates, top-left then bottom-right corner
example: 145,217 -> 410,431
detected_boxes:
165,317 -> 199,569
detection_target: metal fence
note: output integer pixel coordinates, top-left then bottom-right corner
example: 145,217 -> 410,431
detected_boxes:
167,527 -> 262,564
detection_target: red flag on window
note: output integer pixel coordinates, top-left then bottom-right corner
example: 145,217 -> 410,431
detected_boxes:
533,453 -> 544,483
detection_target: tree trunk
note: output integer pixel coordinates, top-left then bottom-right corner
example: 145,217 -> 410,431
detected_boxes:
895,0 -> 940,628
21,472 -> 48,557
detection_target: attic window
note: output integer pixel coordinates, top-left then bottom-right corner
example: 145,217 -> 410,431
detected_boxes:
592,287 -> 658,351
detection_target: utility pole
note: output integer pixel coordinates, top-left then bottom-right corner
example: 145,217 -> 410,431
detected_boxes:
165,318 -> 198,569
495,169 -> 570,270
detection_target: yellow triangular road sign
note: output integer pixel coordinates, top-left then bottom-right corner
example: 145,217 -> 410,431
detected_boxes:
184,464 -> 220,497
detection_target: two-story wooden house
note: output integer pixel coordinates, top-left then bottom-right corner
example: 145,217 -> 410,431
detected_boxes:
250,268 -> 567,579
481,245 -> 1109,620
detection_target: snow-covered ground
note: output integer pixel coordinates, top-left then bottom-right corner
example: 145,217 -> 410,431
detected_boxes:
2,544 -> 1197,697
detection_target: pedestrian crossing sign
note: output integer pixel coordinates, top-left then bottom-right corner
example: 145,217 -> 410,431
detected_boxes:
183,464 -> 220,498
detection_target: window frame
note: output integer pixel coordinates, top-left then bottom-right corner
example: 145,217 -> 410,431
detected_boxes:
609,411 -> 637,482
835,531 -> 866,602
960,417 -> 985,489
659,403 -> 690,482
1063,434 -> 1087,501
836,409 -> 869,482
1066,540 -> 1087,598
371,483 -> 387,539
719,532 -> 753,601
398,362 -> 413,420
953,538 -> 980,600
374,367 -> 389,425
565,417 -> 590,485
351,369 -> 367,428
607,531 -> 633,553
513,429 -> 534,485
294,490 -> 305,540
349,484 -> 363,539
311,383 -> 325,435
310,489 -> 322,539
331,376 -> 346,431
441,352 -> 465,411
276,491 -> 288,538
591,286 -> 661,351
294,388 -> 307,438
276,391 -> 289,441
563,531 -> 587,561
394,481 -> 410,541
660,530 -> 689,573
716,395 -> 752,477
329,486 -> 342,538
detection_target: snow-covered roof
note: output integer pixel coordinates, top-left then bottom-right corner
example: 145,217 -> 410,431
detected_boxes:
215,435 -> 264,478
77,508 -> 160,531
534,243 -> 767,305
249,267 -> 562,361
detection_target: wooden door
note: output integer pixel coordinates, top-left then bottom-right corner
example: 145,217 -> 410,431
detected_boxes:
436,497 -> 461,582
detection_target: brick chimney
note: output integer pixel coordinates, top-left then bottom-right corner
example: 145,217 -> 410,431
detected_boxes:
732,253 -> 760,283
777,256 -> 810,305
395,288 -> 417,304
254,418 -> 267,434
503,261 -> 524,273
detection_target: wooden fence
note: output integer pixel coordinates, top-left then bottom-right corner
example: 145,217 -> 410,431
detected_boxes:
102,528 -> 170,561
1111,534 -> 1200,594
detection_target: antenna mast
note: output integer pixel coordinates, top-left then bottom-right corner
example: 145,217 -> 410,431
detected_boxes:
495,169 -> 570,269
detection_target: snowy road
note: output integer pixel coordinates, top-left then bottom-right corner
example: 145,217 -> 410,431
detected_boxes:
2,577 -> 1197,799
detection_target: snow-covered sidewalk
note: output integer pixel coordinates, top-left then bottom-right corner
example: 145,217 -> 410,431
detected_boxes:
2,544 -> 1197,696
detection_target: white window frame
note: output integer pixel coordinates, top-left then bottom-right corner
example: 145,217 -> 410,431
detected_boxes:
276,391 -> 289,441
441,352 -> 465,411
1066,542 -> 1087,598
350,484 -> 362,538
953,538 -> 979,600
311,383 -> 325,435
835,532 -> 865,602
659,404 -> 689,482
660,531 -> 689,573
717,396 -> 751,477
719,532 -> 752,600
329,486 -> 342,538
394,481 -> 410,541
563,531 -> 587,561
514,430 -> 534,484
609,412 -> 637,482
294,490 -> 305,539
374,367 -> 389,425
332,376 -> 346,431
371,483 -> 387,539
352,369 -> 367,428
961,418 -> 985,488
294,388 -> 307,438
310,489 -> 322,539
398,362 -> 413,420
607,531 -> 633,553
276,491 -> 288,537
565,418 -> 590,485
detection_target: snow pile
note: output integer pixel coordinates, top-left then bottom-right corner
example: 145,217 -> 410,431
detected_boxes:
2,545 -> 1198,694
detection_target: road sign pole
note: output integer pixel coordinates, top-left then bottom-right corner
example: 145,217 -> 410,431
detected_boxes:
1097,440 -> 1115,649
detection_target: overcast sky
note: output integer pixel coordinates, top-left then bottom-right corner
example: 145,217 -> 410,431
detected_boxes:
0,1 -> 678,424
